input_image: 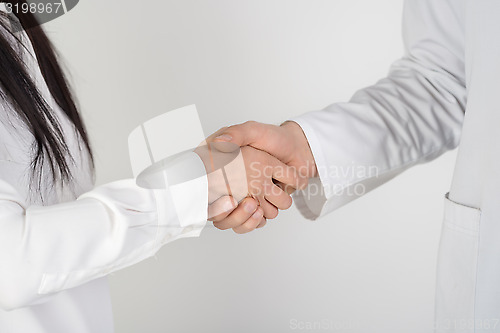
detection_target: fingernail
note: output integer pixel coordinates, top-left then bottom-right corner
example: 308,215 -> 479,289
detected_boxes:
252,209 -> 263,220
215,134 -> 232,142
244,201 -> 257,213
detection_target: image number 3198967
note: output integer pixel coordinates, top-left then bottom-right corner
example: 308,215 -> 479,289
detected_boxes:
2,0 -> 79,31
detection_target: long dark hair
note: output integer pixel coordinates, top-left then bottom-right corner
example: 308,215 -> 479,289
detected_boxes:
0,1 -> 92,188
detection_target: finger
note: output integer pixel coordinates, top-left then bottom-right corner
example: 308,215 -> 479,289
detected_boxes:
270,159 -> 308,191
208,196 -> 238,221
233,207 -> 264,234
210,141 -> 241,154
264,184 -> 293,210
257,196 -> 279,220
213,197 -> 259,230
213,121 -> 266,147
203,127 -> 241,153
274,180 -> 296,195
256,218 -> 267,229
212,121 -> 292,163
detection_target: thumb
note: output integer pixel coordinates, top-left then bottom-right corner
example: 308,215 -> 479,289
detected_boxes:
212,121 -> 266,148
208,196 -> 238,221
213,121 -> 292,164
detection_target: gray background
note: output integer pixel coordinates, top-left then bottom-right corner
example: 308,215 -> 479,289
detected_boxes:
46,1 -> 456,332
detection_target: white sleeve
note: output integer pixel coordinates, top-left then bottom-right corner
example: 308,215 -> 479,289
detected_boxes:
0,151 -> 207,311
290,0 -> 466,219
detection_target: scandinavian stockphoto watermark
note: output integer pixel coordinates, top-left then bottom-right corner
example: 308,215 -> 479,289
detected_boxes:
1,1 -> 79,32
248,160 -> 379,200
289,318 -> 360,331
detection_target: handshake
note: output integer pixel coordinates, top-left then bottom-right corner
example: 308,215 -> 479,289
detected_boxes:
195,121 -> 317,234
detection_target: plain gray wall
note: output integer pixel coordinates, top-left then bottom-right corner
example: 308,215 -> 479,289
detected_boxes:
46,1 -> 457,332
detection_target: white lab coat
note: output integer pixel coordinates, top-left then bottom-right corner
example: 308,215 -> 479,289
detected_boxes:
292,0 -> 499,332
0,10 -> 207,333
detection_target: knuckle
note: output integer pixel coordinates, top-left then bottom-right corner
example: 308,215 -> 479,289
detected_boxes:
213,223 -> 228,230
218,126 -> 228,132
233,227 -> 246,234
261,183 -> 272,197
299,177 -> 309,189
243,120 -> 257,127
243,224 -> 256,233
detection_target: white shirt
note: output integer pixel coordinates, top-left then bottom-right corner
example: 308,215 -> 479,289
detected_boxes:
292,0 -> 500,331
0,10 -> 207,333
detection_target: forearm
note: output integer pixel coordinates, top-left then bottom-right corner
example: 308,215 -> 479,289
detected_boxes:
0,168 -> 207,310
288,0 -> 466,219
291,56 -> 465,218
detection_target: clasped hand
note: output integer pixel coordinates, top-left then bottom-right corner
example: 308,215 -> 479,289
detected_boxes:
195,121 -> 317,234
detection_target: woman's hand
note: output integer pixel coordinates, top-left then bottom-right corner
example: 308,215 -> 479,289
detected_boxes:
208,196 -> 264,233
196,141 -> 307,233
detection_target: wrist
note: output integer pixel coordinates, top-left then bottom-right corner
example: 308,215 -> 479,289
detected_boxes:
280,121 -> 317,178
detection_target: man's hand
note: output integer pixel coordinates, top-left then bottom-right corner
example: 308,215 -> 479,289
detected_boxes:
206,121 -> 316,233
213,121 -> 317,179
241,146 -> 305,218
